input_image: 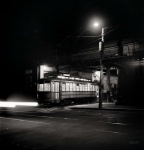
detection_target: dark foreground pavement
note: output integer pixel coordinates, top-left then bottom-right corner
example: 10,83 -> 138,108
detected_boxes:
0,103 -> 144,150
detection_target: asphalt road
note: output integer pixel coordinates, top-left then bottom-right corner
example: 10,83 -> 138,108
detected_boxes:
0,106 -> 144,150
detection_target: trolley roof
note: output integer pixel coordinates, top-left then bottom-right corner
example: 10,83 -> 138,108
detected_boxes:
38,76 -> 97,84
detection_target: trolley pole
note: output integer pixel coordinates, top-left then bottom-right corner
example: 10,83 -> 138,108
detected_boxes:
99,28 -> 104,108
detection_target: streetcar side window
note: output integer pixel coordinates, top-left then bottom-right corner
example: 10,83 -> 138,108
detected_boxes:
88,84 -> 90,91
39,84 -> 44,91
86,84 -> 88,91
90,85 -> 93,91
76,84 -> 79,91
94,85 -> 97,91
82,84 -> 84,91
54,82 -> 59,92
92,85 -> 95,91
73,83 -> 76,91
79,84 -> 82,91
66,83 -> 70,91
62,83 -> 66,91
84,84 -> 86,91
44,83 -> 50,91
51,82 -> 54,92
70,83 -> 73,91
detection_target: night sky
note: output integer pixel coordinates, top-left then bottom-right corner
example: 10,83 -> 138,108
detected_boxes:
3,0 -> 144,63
1,0 -> 144,97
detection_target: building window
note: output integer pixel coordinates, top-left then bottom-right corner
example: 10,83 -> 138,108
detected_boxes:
25,70 -> 32,74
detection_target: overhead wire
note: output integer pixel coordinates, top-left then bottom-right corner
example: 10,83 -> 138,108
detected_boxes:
56,25 -> 120,67
73,25 -> 120,51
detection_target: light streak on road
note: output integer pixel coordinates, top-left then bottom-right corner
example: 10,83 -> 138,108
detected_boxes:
97,121 -> 129,126
112,122 -> 129,125
12,102 -> 38,106
93,129 -> 128,134
0,101 -> 38,107
0,102 -> 16,107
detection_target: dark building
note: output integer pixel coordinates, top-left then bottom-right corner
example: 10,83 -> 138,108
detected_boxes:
117,60 -> 144,106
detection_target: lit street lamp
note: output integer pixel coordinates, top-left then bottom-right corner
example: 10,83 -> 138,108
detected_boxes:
93,22 -> 120,108
94,22 -> 104,108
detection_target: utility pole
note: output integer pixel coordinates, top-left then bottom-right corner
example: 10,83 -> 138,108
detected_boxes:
99,28 -> 104,108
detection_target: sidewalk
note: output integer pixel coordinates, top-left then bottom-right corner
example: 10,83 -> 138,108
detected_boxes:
66,102 -> 144,111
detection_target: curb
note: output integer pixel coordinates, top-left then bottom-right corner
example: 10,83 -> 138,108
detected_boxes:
69,107 -> 144,111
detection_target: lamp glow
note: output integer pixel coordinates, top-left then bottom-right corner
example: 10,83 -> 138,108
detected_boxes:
94,23 -> 99,27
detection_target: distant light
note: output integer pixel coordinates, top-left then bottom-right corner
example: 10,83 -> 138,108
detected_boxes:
83,79 -> 88,81
0,102 -> 38,107
12,102 -> 38,106
40,65 -> 48,70
57,76 -> 65,79
0,102 -> 15,107
75,78 -> 80,80
63,74 -> 70,77
143,58 -> 144,60
69,77 -> 74,80
94,23 -> 99,27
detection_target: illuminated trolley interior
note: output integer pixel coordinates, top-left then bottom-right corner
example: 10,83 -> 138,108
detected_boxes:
37,75 -> 99,104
